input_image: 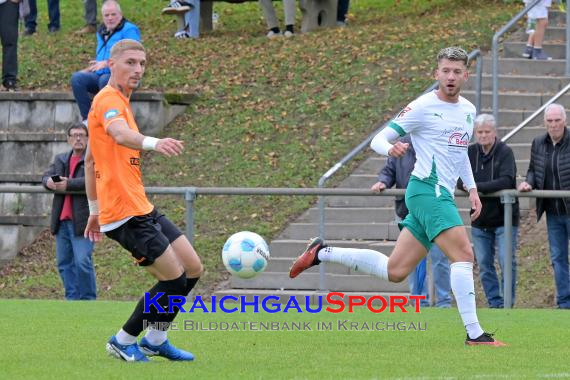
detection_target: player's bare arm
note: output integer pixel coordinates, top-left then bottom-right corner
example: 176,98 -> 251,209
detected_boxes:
84,144 -> 103,242
106,119 -> 184,156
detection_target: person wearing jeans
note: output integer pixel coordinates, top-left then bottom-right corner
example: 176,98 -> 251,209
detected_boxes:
70,0 -> 140,123
464,114 -> 519,308
519,103 -> 570,309
471,226 -> 517,308
42,124 -> 96,300
24,0 -> 60,34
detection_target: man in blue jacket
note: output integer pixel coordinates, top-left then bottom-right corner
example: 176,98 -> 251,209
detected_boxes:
372,135 -> 452,308
71,0 -> 140,124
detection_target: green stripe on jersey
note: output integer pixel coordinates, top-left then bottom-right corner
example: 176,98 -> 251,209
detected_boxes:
388,121 -> 406,137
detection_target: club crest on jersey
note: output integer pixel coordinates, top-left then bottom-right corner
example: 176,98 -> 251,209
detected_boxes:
397,106 -> 412,118
466,114 -> 473,125
104,109 -> 119,120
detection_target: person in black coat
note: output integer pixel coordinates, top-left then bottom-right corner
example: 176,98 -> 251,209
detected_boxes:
42,124 -> 96,300
465,114 -> 518,308
519,103 -> 570,309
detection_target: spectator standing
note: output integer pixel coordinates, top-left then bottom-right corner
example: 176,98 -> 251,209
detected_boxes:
259,0 -> 296,38
42,124 -> 97,300
466,114 -> 519,308
23,0 -> 60,35
522,0 -> 552,60
0,0 -> 19,91
519,103 -> 570,309
76,0 -> 98,34
71,0 -> 140,125
372,135 -> 452,308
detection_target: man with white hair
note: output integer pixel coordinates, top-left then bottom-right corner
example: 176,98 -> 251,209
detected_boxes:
464,114 -> 518,308
71,0 -> 140,125
519,103 -> 570,309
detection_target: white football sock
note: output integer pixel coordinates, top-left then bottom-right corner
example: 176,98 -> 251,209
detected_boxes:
115,328 -> 137,345
318,246 -> 389,280
144,328 -> 168,346
450,262 -> 484,339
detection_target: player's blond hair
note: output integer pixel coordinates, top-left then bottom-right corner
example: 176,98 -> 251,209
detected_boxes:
437,46 -> 468,66
110,39 -> 145,59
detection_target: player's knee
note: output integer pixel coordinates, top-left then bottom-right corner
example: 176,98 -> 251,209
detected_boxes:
186,262 -> 203,278
387,267 -> 408,283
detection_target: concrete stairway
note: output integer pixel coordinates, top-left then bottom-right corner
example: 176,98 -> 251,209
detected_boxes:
216,10 -> 569,303
0,92 -> 191,263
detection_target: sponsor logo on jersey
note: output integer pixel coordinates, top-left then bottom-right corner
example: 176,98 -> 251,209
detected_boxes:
447,132 -> 470,148
104,109 -> 119,120
397,106 -> 412,118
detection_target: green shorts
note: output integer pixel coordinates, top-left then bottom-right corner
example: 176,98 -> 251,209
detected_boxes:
398,177 -> 463,251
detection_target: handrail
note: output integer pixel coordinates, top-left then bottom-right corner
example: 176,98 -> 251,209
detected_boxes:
316,49 -> 483,290
502,82 -> 570,142
492,0 -> 541,126
2,185 -> 569,309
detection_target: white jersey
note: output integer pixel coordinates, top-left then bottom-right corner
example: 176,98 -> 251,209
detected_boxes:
389,90 -> 476,195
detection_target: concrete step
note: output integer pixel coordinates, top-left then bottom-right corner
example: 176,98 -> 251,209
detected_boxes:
463,91 -> 570,110
464,74 -> 568,93
336,174 -> 378,188
213,289 -> 412,305
213,289 -> 410,305
280,222 -> 401,240
0,132 -> 67,142
482,57 -> 567,75
0,141 -> 68,179
504,41 -> 567,59
230,271 -> 409,292
299,206 -> 474,225
497,126 -> 544,143
0,215 -> 48,226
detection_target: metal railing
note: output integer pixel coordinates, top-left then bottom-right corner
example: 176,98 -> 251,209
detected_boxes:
501,82 -> 570,142
2,185 -> 569,309
316,49 -> 483,290
491,0 -> 567,126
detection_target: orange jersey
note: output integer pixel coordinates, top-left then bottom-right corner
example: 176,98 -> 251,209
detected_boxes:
87,85 -> 153,225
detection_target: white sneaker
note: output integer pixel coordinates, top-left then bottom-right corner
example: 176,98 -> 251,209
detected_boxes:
283,30 -> 294,38
266,30 -> 282,39
162,1 -> 192,14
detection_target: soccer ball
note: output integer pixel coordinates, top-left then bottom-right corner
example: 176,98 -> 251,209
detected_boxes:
222,231 -> 270,279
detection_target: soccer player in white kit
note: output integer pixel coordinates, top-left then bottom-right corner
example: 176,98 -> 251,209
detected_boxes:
290,47 -> 506,346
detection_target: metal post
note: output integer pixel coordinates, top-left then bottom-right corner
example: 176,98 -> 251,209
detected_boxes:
501,193 -> 516,309
475,54 -> 483,114
566,5 -> 570,76
184,187 -> 197,244
317,176 -> 329,291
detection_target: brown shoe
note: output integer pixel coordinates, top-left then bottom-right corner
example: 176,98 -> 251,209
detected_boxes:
289,237 -> 325,278
75,25 -> 97,35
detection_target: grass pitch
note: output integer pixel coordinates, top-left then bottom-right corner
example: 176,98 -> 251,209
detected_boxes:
1,299 -> 568,379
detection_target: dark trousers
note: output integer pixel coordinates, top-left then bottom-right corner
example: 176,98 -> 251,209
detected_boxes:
337,0 -> 350,22
25,0 -> 61,31
0,1 -> 19,84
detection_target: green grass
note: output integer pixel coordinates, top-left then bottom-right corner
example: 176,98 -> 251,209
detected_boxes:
0,298 -> 569,379
0,0 -> 521,299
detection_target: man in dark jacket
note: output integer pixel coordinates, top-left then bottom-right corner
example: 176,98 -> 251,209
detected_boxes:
372,135 -> 452,308
42,124 -> 96,300
467,114 -> 519,308
519,103 -> 570,309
